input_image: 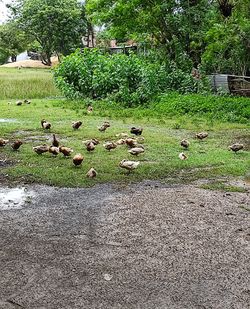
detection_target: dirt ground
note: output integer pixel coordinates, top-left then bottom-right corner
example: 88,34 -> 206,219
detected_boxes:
0,180 -> 249,309
1,57 -> 58,68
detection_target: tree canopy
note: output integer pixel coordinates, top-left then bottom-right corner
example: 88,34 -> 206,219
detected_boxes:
8,0 -> 88,65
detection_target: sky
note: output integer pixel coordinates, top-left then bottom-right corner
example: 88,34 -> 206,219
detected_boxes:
0,0 -> 11,24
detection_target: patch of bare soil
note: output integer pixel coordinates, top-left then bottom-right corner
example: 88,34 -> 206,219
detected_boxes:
1,57 -> 59,68
0,181 -> 249,308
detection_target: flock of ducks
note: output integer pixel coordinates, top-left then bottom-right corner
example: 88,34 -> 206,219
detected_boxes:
0,103 -> 245,178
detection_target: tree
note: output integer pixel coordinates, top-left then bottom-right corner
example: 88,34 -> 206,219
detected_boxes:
0,22 -> 29,63
9,0 -> 88,65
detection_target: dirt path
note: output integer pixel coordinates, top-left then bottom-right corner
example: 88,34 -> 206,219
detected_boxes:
0,181 -> 249,309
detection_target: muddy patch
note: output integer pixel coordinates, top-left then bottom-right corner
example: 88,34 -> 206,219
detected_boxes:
0,159 -> 15,167
0,187 -> 33,210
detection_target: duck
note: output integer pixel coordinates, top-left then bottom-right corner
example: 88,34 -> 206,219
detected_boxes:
119,159 -> 140,172
41,119 -> 51,129
0,138 -> 9,147
73,154 -> 84,166
52,134 -> 59,147
49,146 -> 59,156
125,138 -> 137,148
130,127 -> 143,136
59,146 -> 73,157
72,121 -> 82,129
115,133 -> 129,138
128,147 -> 145,156
180,139 -> 190,149
24,99 -> 31,104
103,142 -> 117,151
196,132 -> 208,140
82,138 -> 99,146
11,140 -> 23,150
228,143 -> 244,153
16,100 -> 22,106
116,138 -> 126,145
33,145 -> 49,155
98,121 -> 110,132
86,167 -> 97,178
86,141 -> 95,152
87,104 -> 93,113
179,152 -> 188,160
136,136 -> 145,143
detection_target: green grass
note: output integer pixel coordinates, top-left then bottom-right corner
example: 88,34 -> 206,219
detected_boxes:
0,67 -> 60,100
0,68 -> 249,187
200,181 -> 248,193
0,97 -> 249,187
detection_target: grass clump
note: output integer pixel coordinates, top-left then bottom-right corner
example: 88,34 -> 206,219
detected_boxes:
200,181 -> 248,193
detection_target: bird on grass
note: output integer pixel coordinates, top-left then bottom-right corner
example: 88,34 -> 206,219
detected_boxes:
130,127 -> 143,136
41,119 -> 51,130
119,159 -> 140,173
116,138 -> 126,145
98,121 -> 110,132
196,132 -> 208,140
86,141 -> 95,152
228,143 -> 244,153
52,134 -> 59,147
179,152 -> 188,160
82,138 -> 99,146
33,145 -> 49,155
103,142 -> 117,151
49,146 -> 59,156
16,100 -> 22,106
72,121 -> 82,129
116,133 -> 129,138
128,147 -> 145,156
73,154 -> 84,166
24,99 -> 31,104
11,140 -> 23,150
0,138 -> 9,147
59,146 -> 73,157
87,104 -> 93,113
86,167 -> 97,178
125,138 -> 137,148
180,139 -> 190,149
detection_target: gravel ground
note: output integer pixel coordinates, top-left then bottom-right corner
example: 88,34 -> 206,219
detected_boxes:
0,181 -> 249,309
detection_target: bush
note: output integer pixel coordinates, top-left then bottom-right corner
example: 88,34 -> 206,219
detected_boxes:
54,49 -> 197,106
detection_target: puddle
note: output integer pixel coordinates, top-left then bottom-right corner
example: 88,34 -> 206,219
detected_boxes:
0,187 -> 33,210
0,118 -> 18,123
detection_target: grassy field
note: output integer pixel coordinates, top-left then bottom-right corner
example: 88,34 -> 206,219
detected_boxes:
0,68 -> 249,187
0,67 -> 60,99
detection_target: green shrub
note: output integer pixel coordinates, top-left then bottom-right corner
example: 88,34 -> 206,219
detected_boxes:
54,49 -> 197,106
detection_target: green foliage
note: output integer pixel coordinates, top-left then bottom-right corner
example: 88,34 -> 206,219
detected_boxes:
54,49 -> 197,106
0,22 -> 29,63
9,0 -> 88,65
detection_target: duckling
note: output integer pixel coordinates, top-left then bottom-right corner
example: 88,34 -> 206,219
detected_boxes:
82,138 -> 99,146
33,144 -> 49,155
24,99 -> 31,104
86,167 -> 97,178
103,142 -> 117,151
59,146 -> 73,157
228,143 -> 244,153
52,134 -> 59,147
136,136 -> 145,143
72,121 -> 82,129
49,146 -> 59,156
16,100 -> 22,106
0,138 -> 9,147
73,154 -> 84,166
125,138 -> 137,148
87,104 -> 93,113
128,147 -> 145,156
180,139 -> 190,149
41,119 -> 51,129
11,140 -> 23,150
86,141 -> 95,152
196,132 -> 208,140
179,152 -> 188,160
119,159 -> 140,172
130,127 -> 143,136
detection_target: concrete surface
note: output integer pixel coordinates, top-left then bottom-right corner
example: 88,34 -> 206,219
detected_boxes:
0,181 -> 249,309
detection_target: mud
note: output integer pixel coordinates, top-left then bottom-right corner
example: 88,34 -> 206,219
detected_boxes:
0,181 -> 249,309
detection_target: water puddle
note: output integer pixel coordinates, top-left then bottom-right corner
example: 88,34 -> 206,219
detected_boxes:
0,187 -> 33,210
0,118 -> 18,123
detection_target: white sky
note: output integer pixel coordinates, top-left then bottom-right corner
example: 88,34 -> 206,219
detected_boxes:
0,0 -> 11,24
